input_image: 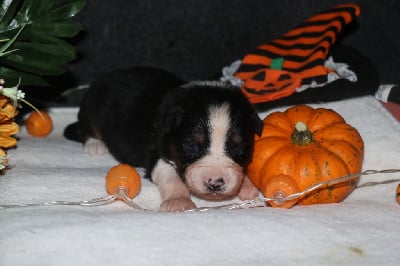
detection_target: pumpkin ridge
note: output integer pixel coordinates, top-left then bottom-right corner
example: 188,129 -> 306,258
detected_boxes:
300,146 -> 354,204
312,120 -> 349,130
253,137 -> 291,162
262,112 -> 293,132
248,137 -> 291,187
313,123 -> 364,152
260,122 -> 292,139
307,108 -> 345,132
315,144 -> 352,176
260,145 -> 299,180
284,105 -> 314,126
295,146 -> 321,190
317,139 -> 363,173
261,143 -> 295,175
308,121 -> 344,134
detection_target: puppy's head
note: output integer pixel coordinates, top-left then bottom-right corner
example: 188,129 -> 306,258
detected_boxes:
158,81 -> 263,200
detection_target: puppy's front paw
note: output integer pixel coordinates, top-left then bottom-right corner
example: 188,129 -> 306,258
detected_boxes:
83,138 -> 109,156
238,177 -> 260,201
160,198 -> 196,212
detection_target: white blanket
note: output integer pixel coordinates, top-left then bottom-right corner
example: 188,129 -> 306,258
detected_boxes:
1,96 -> 400,266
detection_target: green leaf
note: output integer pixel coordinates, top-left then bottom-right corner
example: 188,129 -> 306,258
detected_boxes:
31,35 -> 76,53
24,0 -> 53,19
28,20 -> 82,38
42,0 -> 85,20
2,52 -> 67,75
0,25 -> 23,55
0,0 -> 85,87
10,0 -> 32,27
13,41 -> 76,63
0,66 -> 49,86
0,0 -> 23,31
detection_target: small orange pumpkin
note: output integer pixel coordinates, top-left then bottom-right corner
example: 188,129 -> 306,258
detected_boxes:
248,105 -> 364,207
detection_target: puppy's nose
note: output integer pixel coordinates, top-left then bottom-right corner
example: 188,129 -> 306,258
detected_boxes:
206,178 -> 225,192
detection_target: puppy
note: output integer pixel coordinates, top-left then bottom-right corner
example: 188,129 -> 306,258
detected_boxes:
64,67 -> 263,211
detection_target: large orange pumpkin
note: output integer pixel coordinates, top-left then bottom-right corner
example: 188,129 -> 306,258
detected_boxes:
248,105 -> 364,208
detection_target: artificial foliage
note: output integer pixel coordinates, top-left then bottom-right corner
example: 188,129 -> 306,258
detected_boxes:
0,0 -> 85,87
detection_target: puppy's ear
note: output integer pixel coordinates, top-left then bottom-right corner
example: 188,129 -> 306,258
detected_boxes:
157,105 -> 184,137
252,113 -> 264,136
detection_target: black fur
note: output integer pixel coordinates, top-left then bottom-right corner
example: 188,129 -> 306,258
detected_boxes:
155,82 -> 263,178
64,67 -> 262,180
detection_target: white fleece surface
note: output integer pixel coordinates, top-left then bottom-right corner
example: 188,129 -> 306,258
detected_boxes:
1,96 -> 400,266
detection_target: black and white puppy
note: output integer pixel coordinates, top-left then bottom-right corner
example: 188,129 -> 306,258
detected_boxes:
64,67 -> 263,211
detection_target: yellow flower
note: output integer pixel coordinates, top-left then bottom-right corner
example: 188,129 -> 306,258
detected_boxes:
0,80 -> 24,171
0,95 -> 19,148
0,121 -> 19,148
0,96 -> 18,122
0,148 -> 8,170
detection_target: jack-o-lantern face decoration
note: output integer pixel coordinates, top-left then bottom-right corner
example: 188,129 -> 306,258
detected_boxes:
237,69 -> 302,104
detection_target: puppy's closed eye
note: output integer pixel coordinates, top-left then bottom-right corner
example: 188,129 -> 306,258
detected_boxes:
226,129 -> 251,164
182,132 -> 208,159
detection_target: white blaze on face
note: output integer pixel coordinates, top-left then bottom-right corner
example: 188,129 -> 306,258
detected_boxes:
208,103 -> 230,158
184,103 -> 245,200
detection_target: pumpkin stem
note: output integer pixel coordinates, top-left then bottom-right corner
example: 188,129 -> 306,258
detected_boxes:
291,121 -> 313,146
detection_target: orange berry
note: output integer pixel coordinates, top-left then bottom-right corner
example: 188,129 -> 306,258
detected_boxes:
106,164 -> 141,198
25,111 -> 53,137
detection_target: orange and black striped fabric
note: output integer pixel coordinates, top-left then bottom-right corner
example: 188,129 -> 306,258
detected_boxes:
234,4 -> 361,104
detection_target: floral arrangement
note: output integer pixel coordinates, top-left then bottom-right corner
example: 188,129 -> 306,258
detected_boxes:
0,0 -> 85,170
0,79 -> 24,170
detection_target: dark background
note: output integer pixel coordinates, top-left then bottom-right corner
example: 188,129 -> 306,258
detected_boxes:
31,0 -> 400,103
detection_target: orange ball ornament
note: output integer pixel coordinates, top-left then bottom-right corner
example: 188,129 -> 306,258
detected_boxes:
396,183 -> 400,205
105,164 -> 141,199
261,174 -> 300,208
248,105 -> 364,208
25,111 -> 53,137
